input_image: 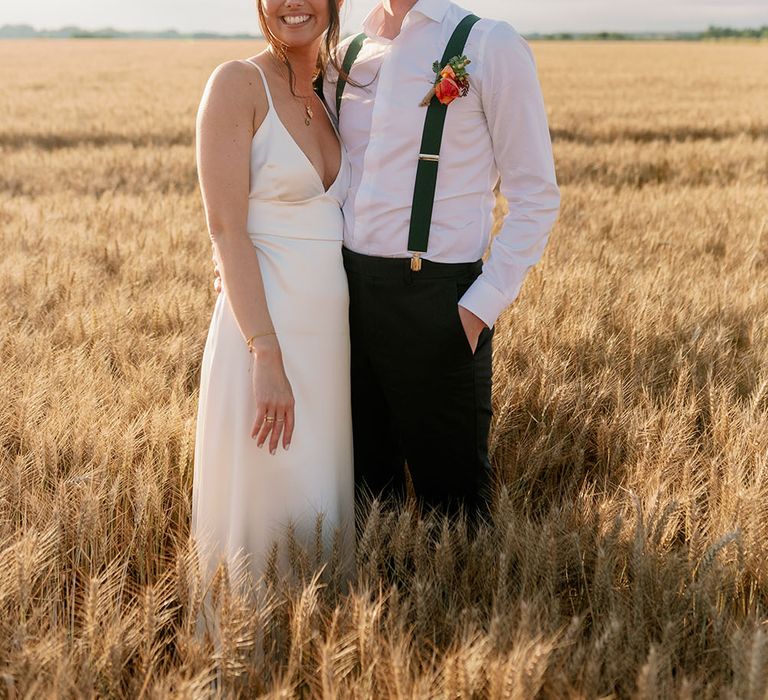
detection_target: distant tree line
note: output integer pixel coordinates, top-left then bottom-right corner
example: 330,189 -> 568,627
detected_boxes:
702,25 -> 768,39
1,23 -> 767,41
527,25 -> 768,40
0,24 -> 258,40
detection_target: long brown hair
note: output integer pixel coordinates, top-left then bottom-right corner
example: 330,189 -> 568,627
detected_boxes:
256,0 -> 354,97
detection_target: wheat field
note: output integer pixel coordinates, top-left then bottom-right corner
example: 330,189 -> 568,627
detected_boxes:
1,38 -> 768,698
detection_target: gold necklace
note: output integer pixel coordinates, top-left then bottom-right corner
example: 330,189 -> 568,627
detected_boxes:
268,47 -> 316,127
303,98 -> 314,127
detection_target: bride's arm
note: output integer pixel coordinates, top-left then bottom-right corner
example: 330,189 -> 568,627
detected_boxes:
196,60 -> 295,454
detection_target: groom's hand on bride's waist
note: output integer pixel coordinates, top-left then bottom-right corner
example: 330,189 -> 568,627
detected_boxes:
212,255 -> 222,293
458,305 -> 488,355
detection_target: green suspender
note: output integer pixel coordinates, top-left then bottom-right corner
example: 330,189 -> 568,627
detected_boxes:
336,33 -> 367,117
333,18 -> 481,270
408,13 -> 481,271
313,33 -> 366,111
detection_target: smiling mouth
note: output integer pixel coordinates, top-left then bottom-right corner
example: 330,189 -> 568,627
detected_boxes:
281,14 -> 312,27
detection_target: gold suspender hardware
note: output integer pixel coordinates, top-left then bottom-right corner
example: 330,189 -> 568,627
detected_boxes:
418,153 -> 440,162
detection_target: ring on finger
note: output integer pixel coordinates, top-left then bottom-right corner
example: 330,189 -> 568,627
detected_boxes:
264,416 -> 276,423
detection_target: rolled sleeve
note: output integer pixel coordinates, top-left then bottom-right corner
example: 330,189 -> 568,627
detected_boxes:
458,21 -> 560,329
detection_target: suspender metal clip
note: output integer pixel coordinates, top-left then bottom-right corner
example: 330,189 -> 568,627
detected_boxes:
418,153 -> 440,162
410,253 -> 423,272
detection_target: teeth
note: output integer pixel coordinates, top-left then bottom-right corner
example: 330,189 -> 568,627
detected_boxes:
283,15 -> 310,25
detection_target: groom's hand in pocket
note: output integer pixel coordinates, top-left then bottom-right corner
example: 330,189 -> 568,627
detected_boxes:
458,305 -> 487,354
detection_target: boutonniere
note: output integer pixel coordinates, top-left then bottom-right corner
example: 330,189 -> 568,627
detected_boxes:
419,55 -> 472,107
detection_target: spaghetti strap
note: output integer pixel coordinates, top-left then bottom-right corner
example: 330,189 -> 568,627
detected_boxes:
241,59 -> 274,110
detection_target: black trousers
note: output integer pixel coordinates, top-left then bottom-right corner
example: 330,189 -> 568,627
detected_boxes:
342,247 -> 495,524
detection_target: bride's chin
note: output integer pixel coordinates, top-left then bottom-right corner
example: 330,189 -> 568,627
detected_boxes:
274,37 -> 321,52
274,34 -> 325,51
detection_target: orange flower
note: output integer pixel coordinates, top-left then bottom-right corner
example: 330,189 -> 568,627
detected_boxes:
419,54 -> 472,107
440,64 -> 457,81
435,77 -> 460,105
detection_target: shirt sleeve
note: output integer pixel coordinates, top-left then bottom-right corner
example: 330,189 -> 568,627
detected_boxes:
457,21 -> 561,329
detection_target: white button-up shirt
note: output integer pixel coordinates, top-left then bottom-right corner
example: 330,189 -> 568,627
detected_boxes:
323,0 -> 560,329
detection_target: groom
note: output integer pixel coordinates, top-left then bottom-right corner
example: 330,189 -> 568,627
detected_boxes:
325,0 -> 560,523
215,0 -> 560,524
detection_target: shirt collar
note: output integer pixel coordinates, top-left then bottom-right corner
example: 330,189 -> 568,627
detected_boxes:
410,0 -> 451,23
361,0 -> 451,39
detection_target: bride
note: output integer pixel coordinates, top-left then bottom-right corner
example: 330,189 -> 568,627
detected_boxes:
190,0 -> 354,626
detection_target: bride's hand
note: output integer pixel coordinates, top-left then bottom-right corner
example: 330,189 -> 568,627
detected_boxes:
249,340 -> 295,454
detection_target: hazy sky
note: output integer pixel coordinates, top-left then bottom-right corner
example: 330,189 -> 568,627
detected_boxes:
3,0 -> 767,34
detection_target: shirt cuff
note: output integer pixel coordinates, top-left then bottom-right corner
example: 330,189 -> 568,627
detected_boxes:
457,276 -> 510,330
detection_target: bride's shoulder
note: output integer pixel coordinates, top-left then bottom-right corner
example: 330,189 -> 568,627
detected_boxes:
198,57 -> 269,115
203,58 -> 266,94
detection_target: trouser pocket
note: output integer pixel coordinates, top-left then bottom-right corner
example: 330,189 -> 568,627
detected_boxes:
449,275 -> 481,359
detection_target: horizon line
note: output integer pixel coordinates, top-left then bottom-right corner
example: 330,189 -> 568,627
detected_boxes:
3,21 -> 766,37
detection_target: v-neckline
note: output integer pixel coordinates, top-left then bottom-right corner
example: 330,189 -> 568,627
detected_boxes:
271,104 -> 344,195
254,62 -> 344,195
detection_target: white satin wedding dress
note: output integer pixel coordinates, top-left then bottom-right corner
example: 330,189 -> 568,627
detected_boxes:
191,59 -> 355,615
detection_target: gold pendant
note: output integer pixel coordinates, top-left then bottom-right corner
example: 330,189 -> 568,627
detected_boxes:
305,104 -> 313,126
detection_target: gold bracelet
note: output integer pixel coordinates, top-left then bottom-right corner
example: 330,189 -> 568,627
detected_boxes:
245,331 -> 276,354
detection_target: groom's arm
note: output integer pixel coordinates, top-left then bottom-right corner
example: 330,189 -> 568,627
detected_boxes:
457,22 -> 561,330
